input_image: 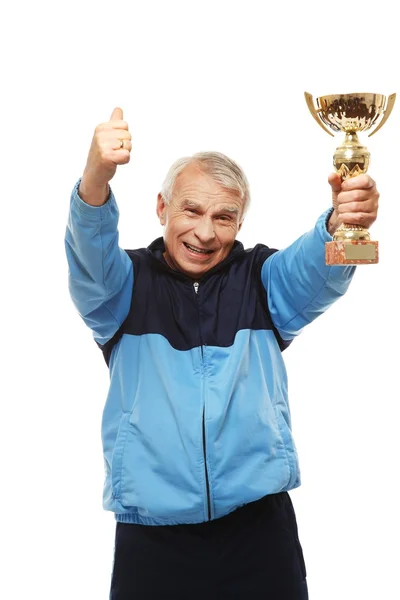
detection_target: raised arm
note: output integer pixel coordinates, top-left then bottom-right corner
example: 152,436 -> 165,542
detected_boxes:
65,108 -> 134,345
262,173 -> 379,341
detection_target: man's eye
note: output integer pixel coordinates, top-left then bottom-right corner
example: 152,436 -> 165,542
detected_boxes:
218,215 -> 230,221
186,209 -> 197,214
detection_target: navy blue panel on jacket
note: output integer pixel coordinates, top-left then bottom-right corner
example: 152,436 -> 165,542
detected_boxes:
98,237 -> 291,364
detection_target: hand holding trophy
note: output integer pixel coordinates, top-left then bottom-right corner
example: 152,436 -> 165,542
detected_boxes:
305,92 -> 396,264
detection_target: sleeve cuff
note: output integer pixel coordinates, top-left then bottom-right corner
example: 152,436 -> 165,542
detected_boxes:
316,207 -> 335,242
71,178 -> 117,220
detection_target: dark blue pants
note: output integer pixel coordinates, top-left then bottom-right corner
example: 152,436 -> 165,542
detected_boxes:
110,492 -> 308,599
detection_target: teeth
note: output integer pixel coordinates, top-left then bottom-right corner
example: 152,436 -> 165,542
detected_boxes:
185,243 -> 211,254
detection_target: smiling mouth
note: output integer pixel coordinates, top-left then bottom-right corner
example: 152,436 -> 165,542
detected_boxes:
184,242 -> 214,255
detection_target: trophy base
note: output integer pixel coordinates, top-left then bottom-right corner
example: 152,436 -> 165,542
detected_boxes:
325,240 -> 379,265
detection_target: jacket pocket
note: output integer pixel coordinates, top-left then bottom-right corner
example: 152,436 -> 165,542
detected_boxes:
274,406 -> 299,488
111,413 -> 131,500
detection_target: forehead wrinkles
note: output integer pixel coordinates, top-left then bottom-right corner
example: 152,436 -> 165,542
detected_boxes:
176,197 -> 242,215
172,169 -> 243,213
175,185 -> 242,208
174,168 -> 236,199
176,182 -> 228,199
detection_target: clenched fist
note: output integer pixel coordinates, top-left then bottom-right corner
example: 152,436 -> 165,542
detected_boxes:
327,173 -> 379,236
79,108 -> 132,206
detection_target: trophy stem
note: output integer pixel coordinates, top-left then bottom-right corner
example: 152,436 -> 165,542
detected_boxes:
326,130 -> 378,264
334,132 -> 369,180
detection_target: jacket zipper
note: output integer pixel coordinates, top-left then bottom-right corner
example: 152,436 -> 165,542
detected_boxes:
194,281 -> 211,521
202,407 -> 211,521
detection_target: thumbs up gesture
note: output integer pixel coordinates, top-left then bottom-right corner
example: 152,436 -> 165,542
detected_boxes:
80,108 -> 132,204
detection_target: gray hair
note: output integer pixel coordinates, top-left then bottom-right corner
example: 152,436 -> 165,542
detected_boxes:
160,151 -> 250,219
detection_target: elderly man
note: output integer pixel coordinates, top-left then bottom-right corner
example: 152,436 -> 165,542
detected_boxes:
65,108 -> 379,599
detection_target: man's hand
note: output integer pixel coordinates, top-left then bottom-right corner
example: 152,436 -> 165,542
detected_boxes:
327,173 -> 380,236
79,108 -> 132,206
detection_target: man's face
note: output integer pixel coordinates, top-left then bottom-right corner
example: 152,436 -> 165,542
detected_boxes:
156,163 -> 244,279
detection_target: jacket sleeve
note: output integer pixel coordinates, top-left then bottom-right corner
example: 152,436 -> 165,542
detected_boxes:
64,179 -> 134,345
261,208 -> 356,342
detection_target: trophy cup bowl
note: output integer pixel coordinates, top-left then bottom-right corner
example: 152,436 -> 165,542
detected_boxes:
317,93 -> 387,133
305,91 -> 396,265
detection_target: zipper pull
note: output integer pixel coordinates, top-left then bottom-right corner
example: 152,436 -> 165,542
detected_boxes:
193,282 -> 199,294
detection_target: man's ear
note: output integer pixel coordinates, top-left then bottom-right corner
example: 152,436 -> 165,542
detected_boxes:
238,219 -> 244,232
157,193 -> 166,225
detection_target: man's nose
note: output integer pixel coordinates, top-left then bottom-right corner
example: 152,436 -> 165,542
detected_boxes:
194,217 -> 215,244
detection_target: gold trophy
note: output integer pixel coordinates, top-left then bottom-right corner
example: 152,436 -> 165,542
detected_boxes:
305,92 -> 396,265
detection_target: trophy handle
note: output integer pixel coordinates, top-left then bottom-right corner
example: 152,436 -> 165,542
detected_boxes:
368,93 -> 396,137
304,92 -> 334,137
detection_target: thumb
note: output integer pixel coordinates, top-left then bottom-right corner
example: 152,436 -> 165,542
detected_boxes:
328,172 -> 342,193
328,172 -> 342,211
110,107 -> 123,121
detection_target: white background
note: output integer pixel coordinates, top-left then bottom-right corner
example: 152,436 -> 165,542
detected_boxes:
1,1 -> 399,598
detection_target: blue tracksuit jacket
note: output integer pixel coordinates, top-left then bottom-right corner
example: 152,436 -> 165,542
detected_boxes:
65,180 -> 355,525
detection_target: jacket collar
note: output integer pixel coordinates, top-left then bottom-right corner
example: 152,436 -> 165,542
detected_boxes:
146,237 -> 245,282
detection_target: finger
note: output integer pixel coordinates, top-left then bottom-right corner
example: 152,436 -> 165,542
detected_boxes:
96,120 -> 130,133
341,174 -> 375,190
337,200 -> 377,215
113,139 -> 132,152
109,130 -> 131,140
336,189 -> 376,205
110,107 -> 123,121
328,172 -> 342,193
110,149 -> 131,165
108,119 -> 129,131
338,212 -> 376,227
